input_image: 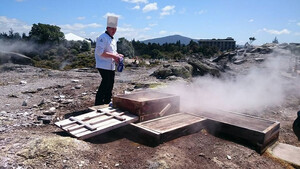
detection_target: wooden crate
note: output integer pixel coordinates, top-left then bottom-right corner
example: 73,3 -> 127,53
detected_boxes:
128,113 -> 207,145
113,91 -> 180,122
196,110 -> 280,153
55,107 -> 138,140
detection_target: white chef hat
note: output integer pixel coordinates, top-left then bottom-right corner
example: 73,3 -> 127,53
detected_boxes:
107,15 -> 118,28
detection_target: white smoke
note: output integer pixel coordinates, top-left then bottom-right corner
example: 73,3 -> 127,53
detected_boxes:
0,39 -> 38,53
160,48 -> 300,114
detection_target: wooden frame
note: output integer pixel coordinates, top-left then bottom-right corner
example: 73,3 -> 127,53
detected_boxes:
128,113 -> 207,145
113,91 -> 180,122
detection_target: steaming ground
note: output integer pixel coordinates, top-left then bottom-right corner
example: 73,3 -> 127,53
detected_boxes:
160,49 -> 300,115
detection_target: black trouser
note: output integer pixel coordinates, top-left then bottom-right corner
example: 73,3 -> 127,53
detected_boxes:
95,68 -> 115,105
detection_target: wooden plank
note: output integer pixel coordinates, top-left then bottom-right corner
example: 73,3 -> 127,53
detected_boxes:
130,113 -> 207,144
76,115 -> 138,140
195,110 -> 280,153
55,108 -> 138,140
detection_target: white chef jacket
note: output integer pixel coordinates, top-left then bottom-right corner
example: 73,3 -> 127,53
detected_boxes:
94,32 -> 117,70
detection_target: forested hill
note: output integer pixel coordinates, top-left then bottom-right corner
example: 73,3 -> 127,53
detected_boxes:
142,35 -> 198,45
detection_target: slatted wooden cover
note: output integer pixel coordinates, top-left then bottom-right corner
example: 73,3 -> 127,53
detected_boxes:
55,107 -> 138,140
129,113 -> 207,144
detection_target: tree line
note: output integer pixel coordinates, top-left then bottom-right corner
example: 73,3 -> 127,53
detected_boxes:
1,23 -> 220,69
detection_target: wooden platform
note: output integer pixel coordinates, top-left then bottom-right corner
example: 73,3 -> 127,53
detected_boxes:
196,110 -> 280,153
55,107 -> 138,140
113,91 -> 180,122
129,113 -> 207,145
268,143 -> 300,168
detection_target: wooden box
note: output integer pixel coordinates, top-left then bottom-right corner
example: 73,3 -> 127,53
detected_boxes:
197,110 -> 280,153
113,91 -> 180,122
128,113 -> 207,145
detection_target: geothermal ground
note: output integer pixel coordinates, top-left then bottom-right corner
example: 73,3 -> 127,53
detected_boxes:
1,46 -> 300,168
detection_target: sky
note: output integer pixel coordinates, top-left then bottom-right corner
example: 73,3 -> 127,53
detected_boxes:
0,0 -> 300,45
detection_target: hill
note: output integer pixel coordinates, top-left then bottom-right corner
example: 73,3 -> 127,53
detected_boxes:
142,34 -> 198,45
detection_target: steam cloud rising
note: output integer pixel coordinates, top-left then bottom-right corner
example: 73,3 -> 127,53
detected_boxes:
160,49 -> 300,114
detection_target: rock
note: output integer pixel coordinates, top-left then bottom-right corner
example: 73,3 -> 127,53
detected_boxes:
20,81 -> 27,85
22,100 -> 27,106
75,85 -> 81,89
71,79 -> 79,83
233,59 -> 246,65
227,155 -> 232,160
38,99 -> 45,106
151,62 -> 193,79
187,58 -> 221,77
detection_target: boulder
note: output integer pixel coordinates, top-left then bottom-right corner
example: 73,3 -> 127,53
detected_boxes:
187,58 -> 221,77
0,51 -> 33,65
151,62 -> 193,79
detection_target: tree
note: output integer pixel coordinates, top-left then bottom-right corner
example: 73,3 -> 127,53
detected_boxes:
29,23 -> 64,44
117,37 -> 135,58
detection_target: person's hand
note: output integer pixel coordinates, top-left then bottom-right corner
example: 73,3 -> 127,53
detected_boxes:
114,54 -> 123,63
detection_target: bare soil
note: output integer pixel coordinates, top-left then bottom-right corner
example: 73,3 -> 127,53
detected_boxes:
0,61 -> 300,169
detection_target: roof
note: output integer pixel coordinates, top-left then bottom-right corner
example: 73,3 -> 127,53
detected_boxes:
65,33 -> 90,42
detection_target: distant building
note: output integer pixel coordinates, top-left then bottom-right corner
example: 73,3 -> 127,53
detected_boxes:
272,37 -> 279,44
198,37 -> 236,51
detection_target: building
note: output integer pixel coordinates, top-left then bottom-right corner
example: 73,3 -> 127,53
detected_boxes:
198,37 -> 236,51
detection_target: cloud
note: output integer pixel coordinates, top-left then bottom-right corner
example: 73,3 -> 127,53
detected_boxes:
295,32 -> 300,36
0,16 -> 31,34
77,16 -> 85,20
103,12 -> 122,18
132,5 -> 140,10
16,0 -> 25,2
248,19 -> 254,22
143,27 -> 151,31
122,0 -> 148,3
159,30 -> 167,35
59,23 -> 102,31
146,16 -> 152,20
297,22 -> 300,26
160,5 -> 175,16
116,24 -> 152,40
143,3 -> 158,13
149,23 -> 157,27
196,10 -> 206,15
262,28 -> 290,35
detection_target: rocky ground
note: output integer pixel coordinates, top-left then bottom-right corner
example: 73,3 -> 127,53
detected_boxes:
1,45 -> 300,169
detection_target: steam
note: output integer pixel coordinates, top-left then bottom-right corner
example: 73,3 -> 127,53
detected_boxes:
0,39 -> 38,53
160,48 -> 300,114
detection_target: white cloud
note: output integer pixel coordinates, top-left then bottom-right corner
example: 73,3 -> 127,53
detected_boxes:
0,16 -> 31,34
149,23 -> 157,27
146,16 -> 152,20
248,19 -> 254,22
103,12 -> 122,18
159,30 -> 167,35
122,0 -> 148,3
160,5 -> 175,16
77,16 -> 85,20
60,23 -> 102,31
16,0 -> 25,2
196,10 -> 206,15
297,22 -> 300,26
144,27 -> 151,31
262,28 -> 290,35
143,3 -> 158,13
116,25 -> 152,40
295,32 -> 300,36
132,5 -> 140,10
